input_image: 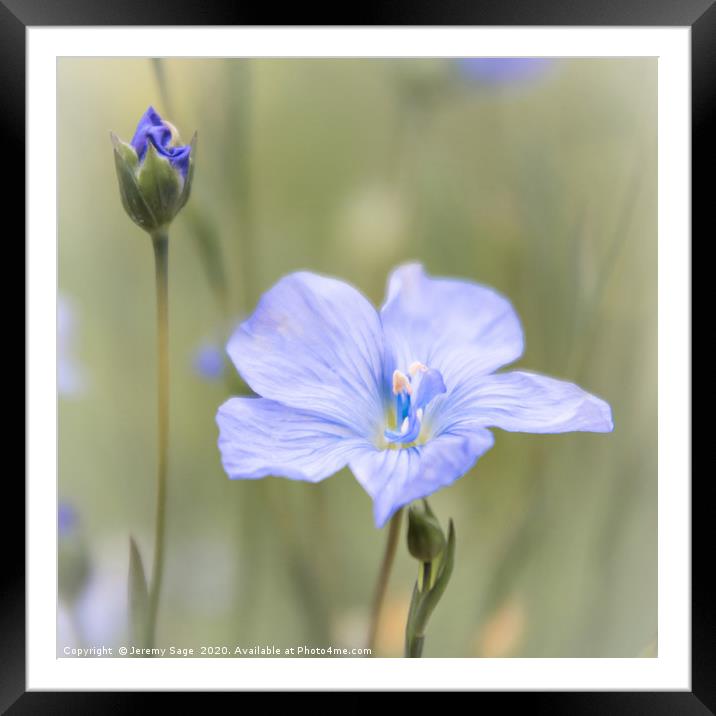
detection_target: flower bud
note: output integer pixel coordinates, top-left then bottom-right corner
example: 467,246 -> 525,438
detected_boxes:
407,500 -> 446,562
111,106 -> 195,234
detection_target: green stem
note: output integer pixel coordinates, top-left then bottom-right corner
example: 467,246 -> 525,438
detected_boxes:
367,508 -> 403,654
235,60 -> 255,307
146,230 -> 170,649
407,633 -> 424,658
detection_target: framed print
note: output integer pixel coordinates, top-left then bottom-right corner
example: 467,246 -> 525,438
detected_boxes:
6,1 -> 708,709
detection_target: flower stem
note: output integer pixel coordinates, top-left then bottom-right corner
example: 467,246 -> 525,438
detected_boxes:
367,508 -> 404,655
406,632 -> 424,658
146,230 -> 170,649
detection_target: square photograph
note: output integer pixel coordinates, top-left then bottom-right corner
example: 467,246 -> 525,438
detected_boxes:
57,56 -> 656,659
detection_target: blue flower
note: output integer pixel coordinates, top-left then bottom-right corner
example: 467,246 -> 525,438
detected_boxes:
216,264 -> 613,528
130,106 -> 191,179
456,58 -> 553,86
193,342 -> 226,381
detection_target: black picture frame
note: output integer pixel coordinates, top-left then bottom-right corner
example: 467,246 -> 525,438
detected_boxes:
5,1 -> 707,710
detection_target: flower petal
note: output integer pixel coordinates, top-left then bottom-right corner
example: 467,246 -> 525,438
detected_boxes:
349,427 -> 495,527
227,272 -> 386,437
129,106 -> 191,177
413,367 -> 447,411
130,107 -> 169,159
435,370 -> 614,434
217,397 -> 371,482
381,264 -> 524,386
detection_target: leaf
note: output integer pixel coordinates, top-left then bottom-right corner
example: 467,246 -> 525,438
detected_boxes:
128,536 -> 149,648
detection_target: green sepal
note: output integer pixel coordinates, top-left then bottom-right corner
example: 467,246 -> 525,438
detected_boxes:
111,130 -> 195,234
417,519 -> 455,615
176,132 -> 197,214
128,536 -> 149,649
407,499 -> 447,562
137,142 -> 183,230
111,133 -> 159,233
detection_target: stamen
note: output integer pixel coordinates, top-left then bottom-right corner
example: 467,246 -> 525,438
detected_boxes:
384,362 -> 446,448
408,361 -> 428,376
392,369 -> 412,395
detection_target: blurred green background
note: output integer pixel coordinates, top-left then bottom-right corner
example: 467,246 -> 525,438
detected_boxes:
58,57 -> 657,658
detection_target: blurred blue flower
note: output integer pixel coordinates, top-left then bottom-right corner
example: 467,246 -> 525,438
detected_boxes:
58,295 -> 86,397
57,540 -> 127,654
217,264 -> 613,528
58,501 -> 91,605
456,58 -> 553,86
130,106 -> 191,178
58,502 -> 79,536
193,342 -> 225,381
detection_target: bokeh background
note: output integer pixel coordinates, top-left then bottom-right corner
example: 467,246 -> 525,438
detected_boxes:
58,57 -> 657,658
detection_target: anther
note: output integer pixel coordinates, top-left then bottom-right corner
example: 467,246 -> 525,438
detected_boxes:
393,369 -> 412,395
408,361 -> 428,376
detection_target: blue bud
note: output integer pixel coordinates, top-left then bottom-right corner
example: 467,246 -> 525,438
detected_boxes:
111,106 -> 195,234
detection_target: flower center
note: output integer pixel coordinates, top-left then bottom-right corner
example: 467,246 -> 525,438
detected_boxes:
384,361 -> 446,447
